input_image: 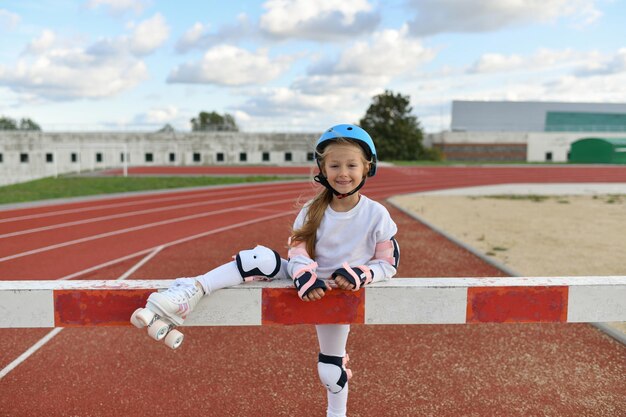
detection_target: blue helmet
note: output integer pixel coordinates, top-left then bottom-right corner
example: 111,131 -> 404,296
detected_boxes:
315,124 -> 377,177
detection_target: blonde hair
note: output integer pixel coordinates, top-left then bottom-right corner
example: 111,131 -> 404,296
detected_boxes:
289,139 -> 370,258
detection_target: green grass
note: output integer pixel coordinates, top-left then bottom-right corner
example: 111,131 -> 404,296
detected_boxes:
0,175 -> 300,205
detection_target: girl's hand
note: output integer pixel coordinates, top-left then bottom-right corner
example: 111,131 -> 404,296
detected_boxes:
302,287 -> 326,301
334,275 -> 355,291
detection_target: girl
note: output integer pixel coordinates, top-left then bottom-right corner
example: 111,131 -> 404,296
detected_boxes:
287,124 -> 400,416
132,124 -> 400,417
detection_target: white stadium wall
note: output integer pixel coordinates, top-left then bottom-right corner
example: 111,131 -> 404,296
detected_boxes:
0,131 -> 318,186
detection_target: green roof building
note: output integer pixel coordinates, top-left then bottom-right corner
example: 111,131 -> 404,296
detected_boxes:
569,137 -> 626,164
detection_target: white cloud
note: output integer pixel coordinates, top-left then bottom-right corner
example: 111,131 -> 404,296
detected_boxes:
24,30 -> 56,55
132,105 -> 182,127
0,53 -> 147,100
310,26 -> 434,77
575,48 -> 626,76
144,105 -> 178,123
259,0 -> 380,41
236,86 -> 369,131
175,15 -> 255,53
128,13 -> 169,55
543,72 -> 626,102
85,0 -> 149,16
84,13 -> 169,57
407,0 -> 602,36
167,45 -> 293,86
0,29 -> 150,100
292,73 -> 387,96
235,70 -> 385,129
0,9 -> 20,30
174,1 -> 381,52
176,22 -> 207,52
468,49 -> 588,74
232,26 -> 434,129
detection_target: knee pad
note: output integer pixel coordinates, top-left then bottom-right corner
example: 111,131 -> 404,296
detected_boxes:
317,353 -> 352,394
235,245 -> 282,281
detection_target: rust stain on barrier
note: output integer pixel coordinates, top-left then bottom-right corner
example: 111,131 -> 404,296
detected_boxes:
466,286 -> 568,323
54,289 -> 154,326
261,288 -> 365,325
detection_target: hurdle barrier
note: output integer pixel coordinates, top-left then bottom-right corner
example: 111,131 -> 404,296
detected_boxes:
1,277 -> 625,328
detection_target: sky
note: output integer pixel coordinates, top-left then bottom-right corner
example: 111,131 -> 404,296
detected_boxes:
0,0 -> 625,133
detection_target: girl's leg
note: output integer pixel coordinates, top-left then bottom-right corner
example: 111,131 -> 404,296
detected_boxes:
145,247 -> 288,325
195,261 -> 247,295
316,324 -> 351,417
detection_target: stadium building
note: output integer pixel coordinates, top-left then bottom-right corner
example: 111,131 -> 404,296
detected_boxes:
3,100 -> 626,186
428,100 -> 626,162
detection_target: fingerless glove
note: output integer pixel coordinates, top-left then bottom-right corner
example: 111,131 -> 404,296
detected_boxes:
331,263 -> 373,291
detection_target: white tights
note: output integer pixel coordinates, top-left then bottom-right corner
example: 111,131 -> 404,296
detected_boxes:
194,261 -> 351,416
316,324 -> 351,417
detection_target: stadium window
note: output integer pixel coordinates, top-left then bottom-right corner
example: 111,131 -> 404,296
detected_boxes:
262,152 -> 270,162
120,153 -> 125,162
20,153 -> 29,163
284,152 -> 292,162
545,152 -> 553,162
71,153 -> 78,163
46,153 -> 54,163
0,153 -> 3,163
193,152 -> 201,162
307,152 -> 314,161
216,152 -> 224,162
239,152 -> 247,162
96,153 -> 103,163
145,153 -> 154,163
169,152 -> 176,163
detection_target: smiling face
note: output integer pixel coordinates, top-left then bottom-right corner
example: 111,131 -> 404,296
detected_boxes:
321,142 -> 370,196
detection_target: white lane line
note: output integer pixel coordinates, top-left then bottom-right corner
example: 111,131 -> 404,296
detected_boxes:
58,209 -> 295,280
0,181 -> 304,224
57,249 -> 154,281
0,188 -> 302,239
0,177 -> 446,380
0,246 -> 163,380
0,181 -> 429,262
116,245 -> 164,281
0,198 -> 297,263
0,328 -> 63,380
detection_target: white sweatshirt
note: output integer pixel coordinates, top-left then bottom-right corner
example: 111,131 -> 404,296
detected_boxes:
288,195 -> 398,282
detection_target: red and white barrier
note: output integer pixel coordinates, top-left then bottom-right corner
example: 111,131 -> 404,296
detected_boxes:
1,277 -> 625,328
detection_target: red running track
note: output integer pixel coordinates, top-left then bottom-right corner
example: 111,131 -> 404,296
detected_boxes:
0,165 -> 625,416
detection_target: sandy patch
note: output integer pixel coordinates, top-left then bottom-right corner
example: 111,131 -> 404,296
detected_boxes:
390,192 -> 626,333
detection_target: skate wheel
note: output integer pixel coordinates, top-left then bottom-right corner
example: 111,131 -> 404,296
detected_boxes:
148,319 -> 170,341
164,329 -> 184,349
136,308 -> 156,327
130,308 -> 145,328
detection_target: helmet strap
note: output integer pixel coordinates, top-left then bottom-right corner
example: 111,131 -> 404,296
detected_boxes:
313,174 -> 366,200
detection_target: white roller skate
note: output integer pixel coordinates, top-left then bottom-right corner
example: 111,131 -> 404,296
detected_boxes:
130,278 -> 204,349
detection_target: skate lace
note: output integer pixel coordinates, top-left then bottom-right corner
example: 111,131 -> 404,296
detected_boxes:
169,283 -> 199,303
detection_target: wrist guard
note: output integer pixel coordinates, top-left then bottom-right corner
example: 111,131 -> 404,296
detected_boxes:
294,272 -> 328,300
331,263 -> 373,291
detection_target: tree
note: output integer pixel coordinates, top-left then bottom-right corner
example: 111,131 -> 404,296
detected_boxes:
0,116 -> 18,130
359,90 -> 433,160
0,116 -> 41,131
19,118 -> 42,131
157,123 -> 175,133
191,111 -> 239,132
